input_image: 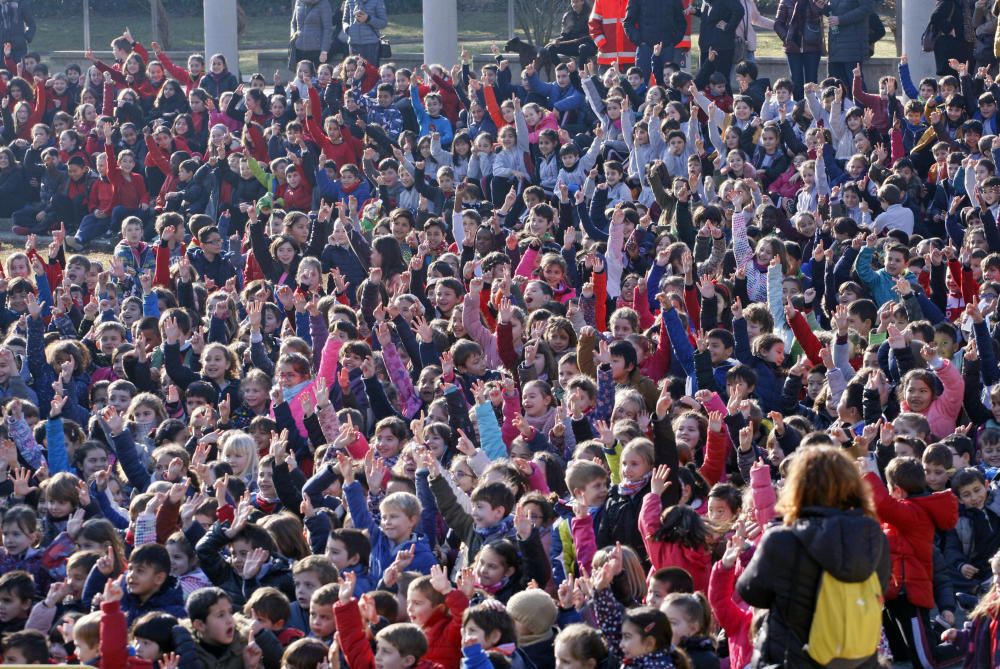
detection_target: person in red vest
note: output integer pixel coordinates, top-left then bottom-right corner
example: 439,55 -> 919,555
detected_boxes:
588,0 -> 635,65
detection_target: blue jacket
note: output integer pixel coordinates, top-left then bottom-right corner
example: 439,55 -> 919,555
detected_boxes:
411,84 -> 454,148
853,245 -> 919,307
526,73 -> 584,114
82,570 -> 186,625
343,480 -> 437,580
733,317 -> 782,414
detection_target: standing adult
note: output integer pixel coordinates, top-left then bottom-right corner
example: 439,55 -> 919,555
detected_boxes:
825,0 -> 874,85
343,0 -> 387,66
0,0 -> 34,63
736,447 -> 890,668
774,0 -> 826,99
927,0 -> 973,76
735,0 -> 775,63
687,0 -> 745,82
624,0 -> 685,81
290,0 -> 334,66
588,0 -> 635,65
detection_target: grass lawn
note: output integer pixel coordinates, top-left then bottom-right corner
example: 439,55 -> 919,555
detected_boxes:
32,9 -> 896,73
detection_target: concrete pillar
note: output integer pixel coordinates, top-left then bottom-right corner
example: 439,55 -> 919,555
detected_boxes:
204,0 -> 240,79
423,0 -> 458,67
900,0 -> 935,83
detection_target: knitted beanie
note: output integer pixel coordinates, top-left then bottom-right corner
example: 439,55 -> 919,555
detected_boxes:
506,589 -> 558,638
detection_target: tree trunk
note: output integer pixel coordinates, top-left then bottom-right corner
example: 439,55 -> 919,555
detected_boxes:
513,0 -> 562,48
150,0 -> 171,49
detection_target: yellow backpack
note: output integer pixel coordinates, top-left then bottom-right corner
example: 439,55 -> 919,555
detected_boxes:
804,569 -> 884,668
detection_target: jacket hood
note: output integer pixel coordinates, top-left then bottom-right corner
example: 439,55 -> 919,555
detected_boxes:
791,507 -> 886,582
908,490 -> 959,531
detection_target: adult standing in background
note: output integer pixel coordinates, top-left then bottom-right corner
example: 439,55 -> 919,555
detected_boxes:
774,0 -> 826,99
735,0 -> 775,63
686,0 -> 745,83
0,0 -> 34,62
343,0 -> 387,66
290,0 -> 334,65
825,0 -> 874,85
624,0 -> 685,81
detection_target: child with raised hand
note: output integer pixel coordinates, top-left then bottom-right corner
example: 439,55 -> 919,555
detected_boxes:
406,564 -> 471,669
98,577 -> 193,669
708,528 -> 753,669
335,570 -> 430,669
638,465 -> 712,593
337,452 -> 437,582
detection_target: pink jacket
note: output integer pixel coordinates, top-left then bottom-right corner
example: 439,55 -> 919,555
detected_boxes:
570,512 -> 599,576
462,293 -> 503,368
527,111 -> 560,144
639,492 -> 712,593
273,336 -> 342,438
750,461 -> 777,528
899,359 -> 964,439
709,561 -> 752,669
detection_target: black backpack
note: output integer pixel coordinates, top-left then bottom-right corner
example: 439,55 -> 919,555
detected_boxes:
867,13 -> 886,57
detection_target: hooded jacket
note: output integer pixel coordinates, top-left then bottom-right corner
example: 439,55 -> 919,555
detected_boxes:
639,492 -> 713,593
865,471 -> 959,609
736,506 -> 890,668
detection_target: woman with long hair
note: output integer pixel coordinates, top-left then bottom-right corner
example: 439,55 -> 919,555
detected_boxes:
736,447 -> 890,667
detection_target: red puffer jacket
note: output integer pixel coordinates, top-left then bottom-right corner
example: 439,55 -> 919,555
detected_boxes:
865,472 -> 958,609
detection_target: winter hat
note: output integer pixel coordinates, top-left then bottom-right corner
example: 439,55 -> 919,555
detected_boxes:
507,589 -> 558,640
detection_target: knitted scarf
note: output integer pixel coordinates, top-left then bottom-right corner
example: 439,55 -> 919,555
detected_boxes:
618,472 -> 652,496
474,516 -> 514,543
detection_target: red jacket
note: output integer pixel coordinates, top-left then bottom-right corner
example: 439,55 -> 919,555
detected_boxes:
420,590 -> 469,669
865,472 -> 958,609
588,0 -> 635,64
99,599 -> 155,669
335,598 -> 445,669
639,492 -> 713,593
90,176 -> 115,214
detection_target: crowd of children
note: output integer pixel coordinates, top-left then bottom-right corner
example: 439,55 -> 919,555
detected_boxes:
4,3 -> 1000,668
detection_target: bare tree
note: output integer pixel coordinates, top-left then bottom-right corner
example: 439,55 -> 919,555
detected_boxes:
513,0 -> 563,47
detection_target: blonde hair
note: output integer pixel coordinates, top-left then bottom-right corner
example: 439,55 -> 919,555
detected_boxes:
220,430 -> 259,482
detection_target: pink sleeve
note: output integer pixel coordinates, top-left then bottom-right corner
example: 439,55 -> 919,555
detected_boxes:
703,392 -> 727,416
708,561 -> 751,637
750,464 -> 777,527
526,461 -> 550,494
570,513 -> 598,575
638,492 -> 662,560
515,247 -> 539,278
317,335 -> 344,385
501,390 -> 521,447
934,359 -> 965,420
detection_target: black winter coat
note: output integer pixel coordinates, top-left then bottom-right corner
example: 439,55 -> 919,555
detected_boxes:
695,0 -> 746,52
624,0 -> 686,48
736,506 -> 891,669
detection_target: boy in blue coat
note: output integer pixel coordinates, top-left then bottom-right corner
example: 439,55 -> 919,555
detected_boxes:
411,83 -> 454,149
337,453 -> 438,581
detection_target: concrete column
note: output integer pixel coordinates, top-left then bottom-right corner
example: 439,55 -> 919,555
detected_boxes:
423,0 -> 458,67
204,0 -> 240,79
900,0 -> 935,82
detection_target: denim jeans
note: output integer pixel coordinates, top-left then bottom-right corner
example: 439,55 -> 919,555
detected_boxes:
786,51 -> 821,100
76,214 -> 112,244
635,43 -> 676,82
